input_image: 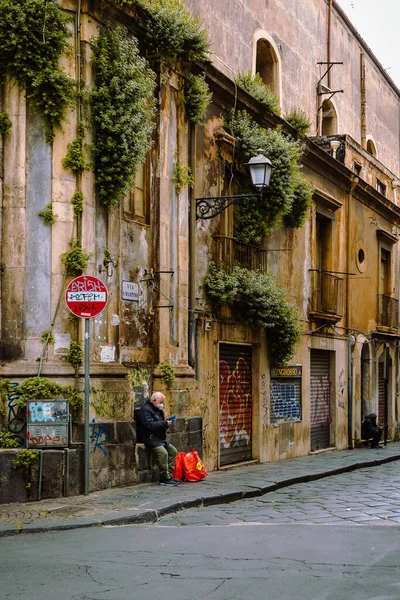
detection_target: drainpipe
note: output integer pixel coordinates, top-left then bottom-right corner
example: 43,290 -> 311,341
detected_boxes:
327,0 -> 333,89
38,449 -> 44,501
188,122 -> 197,373
360,53 -> 367,149
347,175 -> 359,449
348,334 -> 353,448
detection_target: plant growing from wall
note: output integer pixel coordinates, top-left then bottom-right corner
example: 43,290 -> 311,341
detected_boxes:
62,122 -> 90,175
91,25 -> 156,212
229,110 -> 301,241
0,0 -> 75,143
0,429 -> 20,448
183,74 -> 212,124
205,263 -> 302,366
38,203 -> 57,226
283,109 -> 311,139
0,379 -> 11,416
284,174 -> 313,228
0,111 -> 12,135
160,361 -> 175,388
41,329 -> 55,345
235,72 -> 281,116
14,377 -> 83,421
11,449 -> 39,469
172,160 -> 194,194
61,239 -> 91,275
113,0 -> 210,62
71,191 -> 84,217
66,341 -> 83,368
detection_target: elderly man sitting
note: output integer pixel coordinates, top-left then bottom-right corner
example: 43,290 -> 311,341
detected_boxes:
137,392 -> 181,486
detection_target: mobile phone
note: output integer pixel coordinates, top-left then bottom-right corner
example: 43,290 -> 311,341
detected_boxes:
167,416 -> 176,422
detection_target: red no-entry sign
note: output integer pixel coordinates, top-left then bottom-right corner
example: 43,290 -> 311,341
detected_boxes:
65,275 -> 108,318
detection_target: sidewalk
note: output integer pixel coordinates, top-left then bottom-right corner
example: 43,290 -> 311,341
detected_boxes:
1,443 -> 400,537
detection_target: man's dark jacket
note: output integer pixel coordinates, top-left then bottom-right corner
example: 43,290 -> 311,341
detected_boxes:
137,400 -> 169,448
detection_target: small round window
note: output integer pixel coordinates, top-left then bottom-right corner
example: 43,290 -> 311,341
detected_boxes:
356,242 -> 366,273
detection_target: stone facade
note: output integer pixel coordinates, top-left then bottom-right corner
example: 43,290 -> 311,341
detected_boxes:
0,0 -> 399,497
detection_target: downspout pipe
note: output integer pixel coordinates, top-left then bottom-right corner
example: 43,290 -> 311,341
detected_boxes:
188,122 -> 197,373
327,0 -> 333,89
348,334 -> 353,449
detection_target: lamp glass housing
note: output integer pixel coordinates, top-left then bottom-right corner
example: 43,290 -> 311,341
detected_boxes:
247,150 -> 273,188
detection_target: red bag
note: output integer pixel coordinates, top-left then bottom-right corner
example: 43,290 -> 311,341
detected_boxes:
182,448 -> 208,482
172,451 -> 185,480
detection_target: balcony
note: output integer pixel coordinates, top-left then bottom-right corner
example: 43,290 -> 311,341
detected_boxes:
213,236 -> 269,273
377,294 -> 399,329
309,270 -> 343,322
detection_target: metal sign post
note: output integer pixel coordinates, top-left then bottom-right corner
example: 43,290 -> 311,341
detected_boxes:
65,275 -> 109,495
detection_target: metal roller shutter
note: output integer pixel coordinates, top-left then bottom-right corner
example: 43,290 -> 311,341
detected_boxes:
219,344 -> 252,466
310,350 -> 331,451
378,362 -> 386,426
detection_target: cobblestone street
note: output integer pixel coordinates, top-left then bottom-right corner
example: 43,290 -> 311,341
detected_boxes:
157,462 -> 400,527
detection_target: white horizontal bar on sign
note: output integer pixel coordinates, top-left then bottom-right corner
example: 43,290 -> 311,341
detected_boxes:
67,292 -> 107,302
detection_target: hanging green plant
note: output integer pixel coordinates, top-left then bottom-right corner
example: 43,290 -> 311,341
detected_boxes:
71,191 -> 84,217
284,173 -> 314,228
0,0 -> 75,143
113,0 -> 210,61
66,341 -> 83,367
38,203 -> 57,226
235,72 -> 281,115
14,376 -> 83,421
0,379 -> 12,416
61,239 -> 91,275
0,110 -> 12,135
229,110 -> 302,242
62,122 -> 90,175
283,109 -> 311,139
205,263 -> 302,366
91,26 -> 156,212
183,74 -> 212,124
160,361 -> 175,387
172,160 -> 194,194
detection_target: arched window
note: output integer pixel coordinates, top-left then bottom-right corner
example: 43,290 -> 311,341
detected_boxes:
367,138 -> 377,157
321,99 -> 338,136
252,31 -> 282,100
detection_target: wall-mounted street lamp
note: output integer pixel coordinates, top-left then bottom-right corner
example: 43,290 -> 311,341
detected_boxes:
195,149 -> 274,220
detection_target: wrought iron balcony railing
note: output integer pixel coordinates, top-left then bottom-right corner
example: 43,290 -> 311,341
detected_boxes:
309,270 -> 343,318
213,236 -> 269,273
378,294 -> 399,328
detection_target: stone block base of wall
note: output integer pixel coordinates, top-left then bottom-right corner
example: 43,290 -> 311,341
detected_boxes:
0,417 -> 202,503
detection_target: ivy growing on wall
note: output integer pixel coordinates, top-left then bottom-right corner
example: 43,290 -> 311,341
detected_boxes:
38,203 -> 57,226
0,0 -> 75,143
14,377 -> 83,421
0,111 -> 12,135
62,122 -> 90,175
91,26 -> 156,212
113,0 -> 210,61
235,72 -> 281,116
183,74 -> 212,124
61,239 -> 91,275
71,191 -> 84,217
228,110 -> 312,243
172,160 -> 194,194
66,341 -> 83,367
205,263 -> 302,366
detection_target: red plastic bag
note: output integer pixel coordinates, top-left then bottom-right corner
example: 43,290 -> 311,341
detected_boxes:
172,451 -> 185,480
182,448 -> 208,482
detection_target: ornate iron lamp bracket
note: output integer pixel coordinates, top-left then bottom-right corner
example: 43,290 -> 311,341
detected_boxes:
196,192 -> 262,220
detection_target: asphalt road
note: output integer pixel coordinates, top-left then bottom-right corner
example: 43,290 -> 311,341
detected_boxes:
2,463 -> 400,600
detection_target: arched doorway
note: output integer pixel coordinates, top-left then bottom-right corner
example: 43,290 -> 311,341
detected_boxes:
321,99 -> 338,136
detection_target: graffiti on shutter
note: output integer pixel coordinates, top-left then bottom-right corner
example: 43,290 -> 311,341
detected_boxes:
219,344 -> 252,466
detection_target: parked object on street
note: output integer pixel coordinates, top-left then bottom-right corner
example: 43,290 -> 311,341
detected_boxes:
361,413 -> 383,448
136,392 -> 181,486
